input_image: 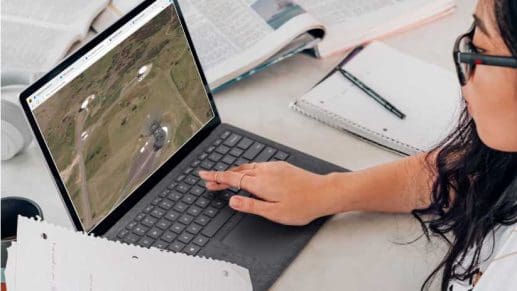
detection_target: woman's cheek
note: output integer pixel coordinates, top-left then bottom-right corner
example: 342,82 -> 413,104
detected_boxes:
466,66 -> 517,151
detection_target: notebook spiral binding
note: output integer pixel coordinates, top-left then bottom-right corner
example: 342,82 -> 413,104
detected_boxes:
289,98 -> 421,156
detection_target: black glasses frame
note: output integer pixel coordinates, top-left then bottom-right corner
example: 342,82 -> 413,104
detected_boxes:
453,23 -> 517,86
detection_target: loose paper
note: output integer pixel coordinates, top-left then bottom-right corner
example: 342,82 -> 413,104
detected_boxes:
6,217 -> 252,291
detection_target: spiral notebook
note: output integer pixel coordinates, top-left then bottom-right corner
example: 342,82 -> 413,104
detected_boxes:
290,41 -> 461,155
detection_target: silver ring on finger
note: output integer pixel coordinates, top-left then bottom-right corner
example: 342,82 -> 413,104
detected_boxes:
237,172 -> 248,191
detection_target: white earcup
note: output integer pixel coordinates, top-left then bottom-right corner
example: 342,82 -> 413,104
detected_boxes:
1,85 -> 33,160
2,118 -> 26,160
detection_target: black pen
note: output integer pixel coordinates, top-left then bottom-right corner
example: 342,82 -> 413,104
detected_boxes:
337,68 -> 406,120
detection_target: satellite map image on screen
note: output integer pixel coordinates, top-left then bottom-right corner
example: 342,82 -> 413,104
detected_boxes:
33,6 -> 214,230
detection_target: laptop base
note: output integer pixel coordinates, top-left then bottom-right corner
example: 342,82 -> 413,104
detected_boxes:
106,123 -> 347,290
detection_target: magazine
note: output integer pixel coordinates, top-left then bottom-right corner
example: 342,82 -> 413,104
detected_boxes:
1,0 -> 455,92
179,0 -> 456,91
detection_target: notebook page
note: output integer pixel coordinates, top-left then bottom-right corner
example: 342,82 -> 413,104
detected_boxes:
299,41 -> 461,152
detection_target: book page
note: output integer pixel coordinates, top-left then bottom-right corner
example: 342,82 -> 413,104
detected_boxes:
2,0 -> 108,28
295,0 -> 454,57
179,0 -> 324,88
1,21 -> 77,79
179,0 -> 273,70
91,0 -> 145,33
296,0 -> 402,26
1,0 -> 109,83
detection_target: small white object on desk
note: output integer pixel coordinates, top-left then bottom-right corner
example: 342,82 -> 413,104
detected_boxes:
6,217 -> 252,291
1,85 -> 33,161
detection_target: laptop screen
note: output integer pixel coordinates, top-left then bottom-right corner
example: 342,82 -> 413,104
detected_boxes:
26,0 -> 215,231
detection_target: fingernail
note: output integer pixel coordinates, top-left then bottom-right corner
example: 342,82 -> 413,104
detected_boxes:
229,197 -> 241,208
198,170 -> 208,177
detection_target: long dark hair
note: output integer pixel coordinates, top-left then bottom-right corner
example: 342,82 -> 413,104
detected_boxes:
412,1 -> 517,290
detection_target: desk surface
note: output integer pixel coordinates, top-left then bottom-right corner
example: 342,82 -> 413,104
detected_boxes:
2,1 -> 475,290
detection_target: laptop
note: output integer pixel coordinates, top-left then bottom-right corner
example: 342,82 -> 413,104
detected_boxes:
19,0 -> 346,289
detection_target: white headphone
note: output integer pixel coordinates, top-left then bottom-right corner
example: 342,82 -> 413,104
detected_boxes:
1,85 -> 33,160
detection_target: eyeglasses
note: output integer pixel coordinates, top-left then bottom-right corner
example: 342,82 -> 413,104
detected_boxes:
453,23 -> 517,86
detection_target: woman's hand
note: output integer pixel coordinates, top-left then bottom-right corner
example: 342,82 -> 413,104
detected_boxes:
198,161 -> 341,226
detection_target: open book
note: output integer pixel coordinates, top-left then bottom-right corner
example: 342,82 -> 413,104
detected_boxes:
179,0 -> 456,90
1,0 -> 111,86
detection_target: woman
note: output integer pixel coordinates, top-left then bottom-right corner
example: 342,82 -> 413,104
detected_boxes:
199,0 -> 517,289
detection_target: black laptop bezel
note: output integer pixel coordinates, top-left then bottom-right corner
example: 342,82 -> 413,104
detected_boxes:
19,0 -> 222,235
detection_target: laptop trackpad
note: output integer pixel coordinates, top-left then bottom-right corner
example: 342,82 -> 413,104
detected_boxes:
222,215 -> 304,262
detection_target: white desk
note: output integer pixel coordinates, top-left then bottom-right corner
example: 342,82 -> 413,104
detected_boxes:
1,1 -> 476,289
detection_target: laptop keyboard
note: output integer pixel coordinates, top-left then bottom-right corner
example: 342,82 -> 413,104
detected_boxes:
116,130 -> 289,256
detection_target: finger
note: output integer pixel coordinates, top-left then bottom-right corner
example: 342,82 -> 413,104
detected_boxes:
198,169 -> 253,183
204,181 -> 230,191
197,170 -> 225,183
229,195 -> 274,217
228,162 -> 259,173
199,170 -> 256,192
